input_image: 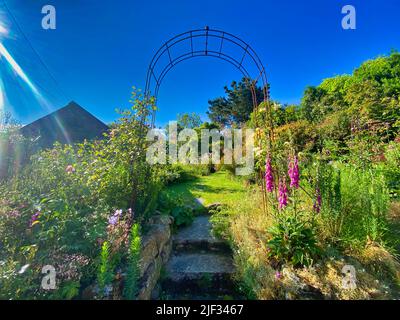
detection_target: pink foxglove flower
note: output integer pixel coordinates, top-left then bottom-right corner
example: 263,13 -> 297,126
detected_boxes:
265,155 -> 274,192
278,179 -> 288,209
288,155 -> 300,189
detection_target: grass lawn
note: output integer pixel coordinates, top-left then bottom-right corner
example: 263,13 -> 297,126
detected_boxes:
163,171 -> 248,207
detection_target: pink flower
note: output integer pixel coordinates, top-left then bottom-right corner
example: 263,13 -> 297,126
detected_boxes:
65,165 -> 75,174
278,179 -> 288,209
288,155 -> 300,189
265,154 -> 274,192
275,271 -> 282,280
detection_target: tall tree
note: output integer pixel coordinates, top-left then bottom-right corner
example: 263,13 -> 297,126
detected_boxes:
207,78 -> 264,126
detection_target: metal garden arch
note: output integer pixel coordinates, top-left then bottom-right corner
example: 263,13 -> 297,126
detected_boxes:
145,27 -> 271,126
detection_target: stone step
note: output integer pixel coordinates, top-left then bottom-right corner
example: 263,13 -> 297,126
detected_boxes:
161,253 -> 235,295
173,215 -> 230,253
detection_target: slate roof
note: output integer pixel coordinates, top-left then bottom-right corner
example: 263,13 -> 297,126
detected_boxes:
20,101 -> 109,148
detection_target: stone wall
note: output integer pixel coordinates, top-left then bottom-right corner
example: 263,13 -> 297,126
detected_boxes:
137,215 -> 173,300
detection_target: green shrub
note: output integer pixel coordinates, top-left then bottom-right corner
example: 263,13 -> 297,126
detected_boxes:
123,223 -> 141,300
157,192 -> 194,228
266,215 -> 319,267
171,207 -> 194,227
97,241 -> 112,294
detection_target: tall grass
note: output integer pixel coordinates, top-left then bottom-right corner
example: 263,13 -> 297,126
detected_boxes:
316,162 -> 390,249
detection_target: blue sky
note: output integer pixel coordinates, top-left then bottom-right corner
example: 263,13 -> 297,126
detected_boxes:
0,0 -> 399,126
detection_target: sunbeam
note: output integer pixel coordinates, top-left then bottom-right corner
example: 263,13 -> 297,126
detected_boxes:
0,18 -> 49,116
0,42 -> 40,97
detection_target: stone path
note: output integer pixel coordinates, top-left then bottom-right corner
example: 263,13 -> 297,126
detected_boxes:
160,210 -> 238,300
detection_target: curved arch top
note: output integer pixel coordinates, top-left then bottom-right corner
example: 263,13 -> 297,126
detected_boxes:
145,27 -> 270,124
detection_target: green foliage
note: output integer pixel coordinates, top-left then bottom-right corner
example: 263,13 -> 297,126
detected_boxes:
207,78 -> 264,126
177,112 -> 202,129
157,192 -> 194,227
0,88 -> 160,299
83,89 -> 161,220
266,214 -> 319,268
375,141 -> 400,198
123,224 -> 141,300
98,241 -> 113,294
299,52 -> 400,139
171,207 -> 194,227
314,161 -> 390,248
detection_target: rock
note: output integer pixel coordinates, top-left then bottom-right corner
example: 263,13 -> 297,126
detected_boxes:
136,215 -> 173,299
173,215 -> 230,253
81,284 -> 97,300
151,215 -> 173,226
137,256 -> 163,300
281,267 -> 324,300
140,217 -> 172,276
207,203 -> 222,212
297,284 -> 324,300
152,223 -> 171,252
151,283 -> 161,300
162,253 -> 235,295
161,238 -> 173,264
140,235 -> 159,277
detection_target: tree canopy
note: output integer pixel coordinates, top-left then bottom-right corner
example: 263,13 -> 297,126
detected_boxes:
207,78 -> 264,127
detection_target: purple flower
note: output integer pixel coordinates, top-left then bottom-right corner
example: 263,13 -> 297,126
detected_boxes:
278,179 -> 288,209
313,188 -> 322,213
288,155 -> 300,189
29,212 -> 40,227
275,271 -> 282,280
108,209 -> 123,226
265,155 -> 274,192
108,215 -> 119,226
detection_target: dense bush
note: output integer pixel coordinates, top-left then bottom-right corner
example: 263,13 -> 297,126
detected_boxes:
0,89 -> 161,299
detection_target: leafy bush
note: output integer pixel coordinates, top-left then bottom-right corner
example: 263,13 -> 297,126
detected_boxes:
157,192 -> 194,228
0,89 -> 157,299
266,215 -> 319,267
